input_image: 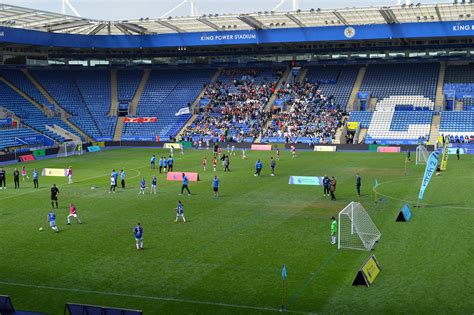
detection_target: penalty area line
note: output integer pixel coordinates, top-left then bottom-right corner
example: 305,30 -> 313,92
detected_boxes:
0,281 -> 312,314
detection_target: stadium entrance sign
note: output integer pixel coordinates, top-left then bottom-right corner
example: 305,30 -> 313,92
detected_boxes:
288,176 -> 323,185
352,255 -> 381,287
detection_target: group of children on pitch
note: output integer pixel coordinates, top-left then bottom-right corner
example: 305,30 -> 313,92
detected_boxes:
150,154 -> 175,173
46,202 -> 82,233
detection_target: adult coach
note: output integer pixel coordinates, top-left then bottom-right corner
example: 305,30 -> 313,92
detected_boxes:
329,177 -> 337,201
13,168 -> 20,189
180,173 -> 191,196
33,169 -> 39,188
356,173 -> 361,196
50,184 -> 59,208
323,175 -> 329,197
270,157 -> 276,176
0,167 -> 6,189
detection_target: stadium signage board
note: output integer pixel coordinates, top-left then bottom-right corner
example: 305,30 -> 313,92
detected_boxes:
313,146 -> 336,152
2,20 -> 474,49
288,176 -> 323,185
352,255 -> 381,286
251,144 -> 272,151
166,172 -> 199,182
42,168 -> 67,177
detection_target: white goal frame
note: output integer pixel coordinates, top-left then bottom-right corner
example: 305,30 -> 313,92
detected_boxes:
338,202 -> 381,251
416,145 -> 430,165
57,141 -> 83,158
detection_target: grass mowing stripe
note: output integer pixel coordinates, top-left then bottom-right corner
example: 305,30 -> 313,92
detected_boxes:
0,281 -> 312,314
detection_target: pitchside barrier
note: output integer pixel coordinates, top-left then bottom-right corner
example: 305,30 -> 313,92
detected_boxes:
42,168 -> 68,177
377,146 -> 401,153
166,172 -> 199,181
163,143 -> 183,149
352,255 -> 381,287
251,144 -> 272,151
313,146 -> 336,152
87,145 -> 101,152
65,303 -> 142,315
19,154 -> 35,162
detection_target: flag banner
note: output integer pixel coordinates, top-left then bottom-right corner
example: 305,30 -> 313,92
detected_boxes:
418,151 -> 439,200
281,265 -> 287,280
175,107 -> 190,116
124,117 -> 157,123
440,138 -> 449,171
42,168 -> 67,177
288,176 -> 324,185
374,179 -> 379,189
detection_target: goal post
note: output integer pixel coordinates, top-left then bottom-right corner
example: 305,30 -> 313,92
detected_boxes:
416,145 -> 430,165
338,202 -> 381,251
57,140 -> 83,158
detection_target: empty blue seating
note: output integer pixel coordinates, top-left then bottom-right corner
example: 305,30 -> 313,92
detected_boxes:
0,128 -> 41,150
349,112 -> 373,128
117,70 -> 142,102
440,111 -> 474,138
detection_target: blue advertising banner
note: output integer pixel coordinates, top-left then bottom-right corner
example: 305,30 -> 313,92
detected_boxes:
418,151 -> 439,200
17,135 -> 54,146
397,204 -> 412,222
87,145 -> 101,152
0,117 -> 12,125
289,176 -> 324,186
2,20 -> 474,49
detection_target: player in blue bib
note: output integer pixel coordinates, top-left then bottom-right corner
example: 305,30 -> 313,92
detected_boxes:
47,210 -> 59,233
133,223 -> 144,250
175,201 -> 186,223
150,155 -> 156,169
151,175 -> 157,195
213,175 -> 219,198
168,156 -> 174,172
138,178 -> 146,195
180,173 -> 191,196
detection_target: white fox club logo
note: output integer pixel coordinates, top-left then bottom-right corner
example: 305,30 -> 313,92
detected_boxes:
344,27 -> 355,38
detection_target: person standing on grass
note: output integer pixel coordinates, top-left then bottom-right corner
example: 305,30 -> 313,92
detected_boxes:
270,157 -> 276,176
0,167 -> 5,189
112,169 -> 118,190
120,169 -> 126,189
224,155 -> 230,172
175,201 -> 186,223
213,157 -> 217,172
276,147 -> 280,161
67,166 -> 73,184
151,175 -> 157,195
21,166 -> 29,181
47,210 -> 59,233
213,175 -> 219,198
329,177 -> 337,201
331,216 -> 337,245
323,175 -> 330,197
254,159 -> 263,177
456,147 -> 460,160
158,156 -> 163,174
13,168 -> 20,189
168,156 -> 174,172
150,155 -> 156,169
180,173 -> 191,196
163,157 -> 168,173
109,175 -> 116,194
33,168 -> 39,189
67,203 -> 82,225
356,173 -> 361,197
406,149 -> 411,162
138,178 -> 146,195
50,184 -> 59,208
133,223 -> 144,251
202,157 -> 207,171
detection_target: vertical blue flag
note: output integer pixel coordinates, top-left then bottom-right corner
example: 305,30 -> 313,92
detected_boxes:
282,265 -> 287,280
374,179 -> 379,189
418,151 -> 440,200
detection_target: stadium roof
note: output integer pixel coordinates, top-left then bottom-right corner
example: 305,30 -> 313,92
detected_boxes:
0,2 -> 473,35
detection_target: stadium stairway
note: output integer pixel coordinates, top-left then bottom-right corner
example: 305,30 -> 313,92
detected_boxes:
113,116 -> 125,141
333,123 -> 347,144
129,69 -> 150,115
435,61 -> 446,111
22,69 -> 92,142
368,97 -> 378,111
455,100 -> 464,111
176,114 -> 198,139
347,66 -> 367,111
428,114 -> 441,145
266,66 -> 290,112
109,69 -> 118,116
190,67 -> 222,113
357,128 -> 368,144
46,124 -> 81,142
296,67 -> 307,83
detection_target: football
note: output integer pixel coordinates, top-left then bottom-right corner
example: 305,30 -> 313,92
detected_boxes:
38,227 -> 43,231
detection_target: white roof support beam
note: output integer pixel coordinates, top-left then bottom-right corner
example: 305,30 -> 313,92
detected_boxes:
47,20 -> 90,32
435,5 -> 443,21
156,20 -> 185,33
88,23 -> 106,35
113,23 -> 132,35
121,23 -> 147,34
197,17 -> 221,30
285,13 -> 305,27
0,12 -> 39,22
19,16 -> 71,28
238,15 -> 267,30
333,11 -> 349,26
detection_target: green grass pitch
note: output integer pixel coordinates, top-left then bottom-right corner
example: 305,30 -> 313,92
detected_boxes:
0,148 -> 472,314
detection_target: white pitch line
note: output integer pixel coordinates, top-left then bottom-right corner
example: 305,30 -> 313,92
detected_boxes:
0,281 -> 313,314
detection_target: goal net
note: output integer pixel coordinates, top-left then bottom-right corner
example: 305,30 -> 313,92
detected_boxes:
338,202 -> 381,251
416,145 -> 430,165
57,141 -> 83,158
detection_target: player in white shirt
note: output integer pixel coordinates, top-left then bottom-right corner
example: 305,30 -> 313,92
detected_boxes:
109,176 -> 116,193
242,148 -> 247,159
175,201 -> 186,223
170,146 -> 174,157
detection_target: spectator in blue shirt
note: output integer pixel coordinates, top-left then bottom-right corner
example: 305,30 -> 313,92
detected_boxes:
254,159 -> 263,177
150,155 -> 156,169
159,157 -> 163,173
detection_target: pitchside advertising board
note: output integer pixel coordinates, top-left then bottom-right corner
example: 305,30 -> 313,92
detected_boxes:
42,168 -> 67,177
352,255 -> 381,287
288,176 -> 324,186
2,20 -> 474,49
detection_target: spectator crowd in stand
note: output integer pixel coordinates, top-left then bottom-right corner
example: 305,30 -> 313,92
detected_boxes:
182,69 -> 344,144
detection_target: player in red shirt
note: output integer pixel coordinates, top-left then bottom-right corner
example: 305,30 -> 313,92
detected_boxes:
276,148 -> 280,161
202,158 -> 207,171
213,157 -> 217,172
67,203 -> 82,225
291,145 -> 296,158
67,166 -> 73,184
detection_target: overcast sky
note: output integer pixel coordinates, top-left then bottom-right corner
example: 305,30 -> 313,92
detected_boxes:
2,0 -> 450,20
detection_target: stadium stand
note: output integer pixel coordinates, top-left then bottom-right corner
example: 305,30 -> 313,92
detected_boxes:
443,63 -> 474,111
182,68 -> 279,142
0,80 -> 79,144
0,128 -> 41,150
348,112 -> 373,129
117,69 -> 143,102
439,111 -> 474,141
122,68 -> 214,140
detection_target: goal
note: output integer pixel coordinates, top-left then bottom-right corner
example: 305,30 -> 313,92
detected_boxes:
416,145 -> 430,165
57,141 -> 83,158
338,202 -> 381,251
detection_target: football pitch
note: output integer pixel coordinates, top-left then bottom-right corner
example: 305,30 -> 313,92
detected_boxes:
0,148 -> 472,314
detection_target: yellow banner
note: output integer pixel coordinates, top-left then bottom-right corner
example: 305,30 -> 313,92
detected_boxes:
42,168 -> 67,177
440,138 -> 449,171
361,256 -> 381,285
163,143 -> 183,149
347,121 -> 359,130
93,142 -> 105,147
